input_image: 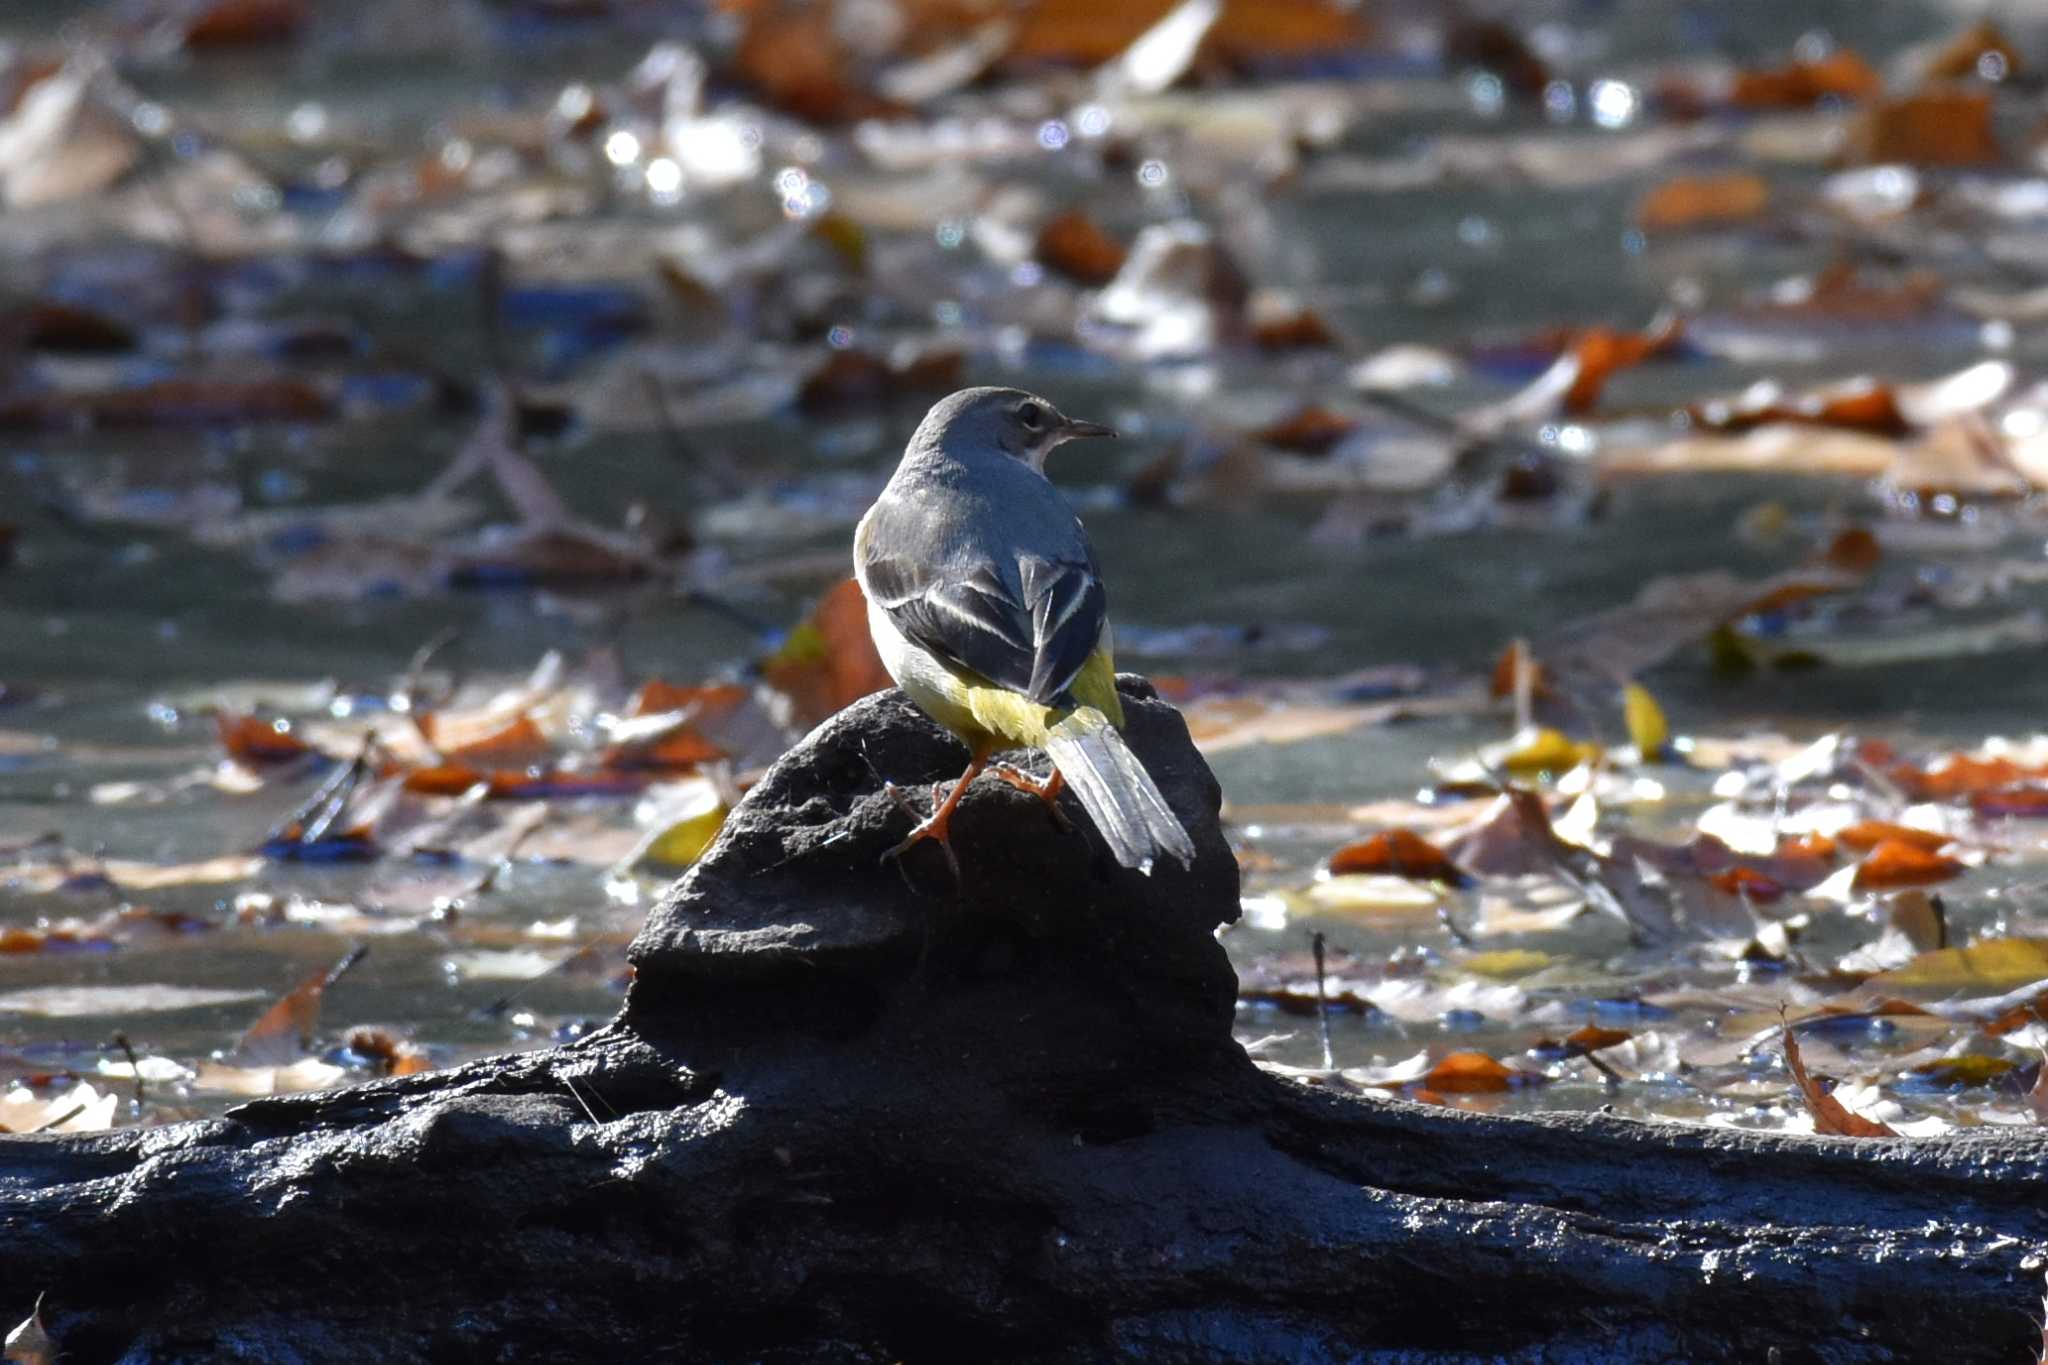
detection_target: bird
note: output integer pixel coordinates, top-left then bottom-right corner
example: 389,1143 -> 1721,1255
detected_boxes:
853,386 -> 1197,877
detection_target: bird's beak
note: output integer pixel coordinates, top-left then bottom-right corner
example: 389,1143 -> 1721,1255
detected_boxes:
1059,417 -> 1118,441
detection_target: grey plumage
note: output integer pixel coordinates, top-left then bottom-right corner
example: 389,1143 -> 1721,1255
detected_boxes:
854,386 -> 1195,873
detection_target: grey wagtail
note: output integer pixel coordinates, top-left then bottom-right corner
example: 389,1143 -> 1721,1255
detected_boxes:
854,386 -> 1197,876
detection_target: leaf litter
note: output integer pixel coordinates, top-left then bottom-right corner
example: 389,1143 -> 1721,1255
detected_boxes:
6,3 -> 2048,1146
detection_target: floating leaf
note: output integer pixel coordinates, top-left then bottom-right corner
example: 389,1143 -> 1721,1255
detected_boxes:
1874,938 -> 2048,994
1635,172 -> 1768,232
1852,839 -> 1964,892
1035,209 -> 1127,287
1326,829 -> 1468,885
1782,1017 -> 1897,1137
1621,683 -> 1668,758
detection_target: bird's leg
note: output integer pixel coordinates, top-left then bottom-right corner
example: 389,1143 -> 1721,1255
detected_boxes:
882,755 -> 987,879
988,762 -> 1071,832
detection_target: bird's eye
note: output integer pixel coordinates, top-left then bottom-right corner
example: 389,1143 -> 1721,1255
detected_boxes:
1017,401 -> 1043,431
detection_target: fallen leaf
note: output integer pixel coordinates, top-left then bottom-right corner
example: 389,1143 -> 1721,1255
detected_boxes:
1874,938 -> 2048,994
1852,839 -> 1965,891
1846,88 -> 2002,167
1834,821 -> 1952,854
217,713 -> 313,766
1636,172 -> 1769,231
1921,20 -> 2020,83
1416,1050 -> 1543,1094
1782,1016 -> 1897,1137
1256,406 -> 1357,456
1730,49 -> 1882,108
233,947 -> 366,1067
1326,829 -> 1469,885
1035,209 -> 1127,287
1622,683 -> 1668,758
761,578 -> 893,726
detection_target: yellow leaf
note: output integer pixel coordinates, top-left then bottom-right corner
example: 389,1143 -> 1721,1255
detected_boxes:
1622,683 -> 1669,758
644,803 -> 729,868
1500,726 -> 1601,775
1913,1054 -> 2017,1087
1871,937 -> 2048,993
1462,949 -> 1552,979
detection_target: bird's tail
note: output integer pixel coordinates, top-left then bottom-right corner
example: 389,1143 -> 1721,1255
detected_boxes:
1044,707 -> 1196,875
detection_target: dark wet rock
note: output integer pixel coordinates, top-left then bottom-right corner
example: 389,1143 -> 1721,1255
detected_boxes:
3,677 -> 2047,1363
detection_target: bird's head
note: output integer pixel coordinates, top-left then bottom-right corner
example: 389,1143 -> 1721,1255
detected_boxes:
910,386 -> 1116,473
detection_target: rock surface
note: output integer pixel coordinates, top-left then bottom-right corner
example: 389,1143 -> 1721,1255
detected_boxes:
2,678 -> 2047,1363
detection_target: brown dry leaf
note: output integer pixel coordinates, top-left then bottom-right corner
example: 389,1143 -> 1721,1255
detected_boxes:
1852,839 -> 1965,892
1326,829 -> 1469,885
1257,406 -> 1356,456
1035,210 -> 1127,287
731,5 -> 892,124
1688,378 -> 1909,438
1730,49 -> 1883,108
1846,88 -> 2002,167
761,578 -> 893,727
215,712 -> 314,767
1834,821 -> 1950,854
1416,1050 -> 1541,1094
1636,172 -> 1769,231
1004,0 -> 1370,75
234,947 -> 365,1068
1781,1016 -> 1898,1137
1562,316 -> 1685,415
184,0 -> 307,47
1531,565 -> 1857,691
1922,21 -> 2020,83
1251,308 -> 1340,352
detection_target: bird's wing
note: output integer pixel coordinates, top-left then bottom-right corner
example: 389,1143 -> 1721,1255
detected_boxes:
859,496 -> 1105,707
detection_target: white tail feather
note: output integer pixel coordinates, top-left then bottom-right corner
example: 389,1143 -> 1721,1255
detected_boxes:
1043,708 -> 1196,874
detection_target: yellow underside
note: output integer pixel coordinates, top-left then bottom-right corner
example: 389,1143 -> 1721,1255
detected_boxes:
939,648 -> 1123,755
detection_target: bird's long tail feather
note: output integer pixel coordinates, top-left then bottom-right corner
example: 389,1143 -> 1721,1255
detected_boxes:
1043,707 -> 1195,875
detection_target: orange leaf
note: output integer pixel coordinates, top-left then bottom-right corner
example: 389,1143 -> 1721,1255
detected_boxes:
217,713 -> 312,767
1326,830 -> 1468,885
1565,1025 -> 1630,1054
1834,821 -> 1951,854
1561,316 -> 1684,415
184,0 -> 306,47
1252,310 -> 1339,352
1035,210 -> 1127,287
761,578 -> 893,727
1821,527 -> 1882,574
1853,839 -> 1965,892
1730,49 -> 1882,108
1419,1051 -> 1534,1094
1923,20 -> 2021,83
1257,406 -> 1356,456
631,681 -> 750,719
1890,753 -> 2027,800
434,714 -> 550,765
1710,866 -> 1786,902
401,763 -> 488,797
1847,89 -> 2002,168
1970,785 -> 2048,818
1635,172 -> 1769,231
1781,1018 -> 1897,1137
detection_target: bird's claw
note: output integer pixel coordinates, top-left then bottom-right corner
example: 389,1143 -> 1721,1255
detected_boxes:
879,780 -> 962,883
989,762 -> 1071,833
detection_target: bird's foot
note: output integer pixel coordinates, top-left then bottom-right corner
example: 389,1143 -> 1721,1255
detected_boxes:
880,760 -> 986,885
989,762 -> 1071,832
882,800 -> 962,884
